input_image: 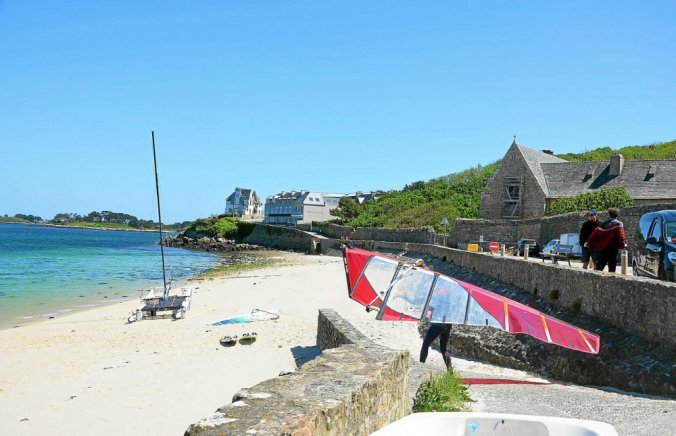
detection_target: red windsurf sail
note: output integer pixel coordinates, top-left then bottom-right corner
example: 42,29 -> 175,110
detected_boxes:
342,246 -> 600,354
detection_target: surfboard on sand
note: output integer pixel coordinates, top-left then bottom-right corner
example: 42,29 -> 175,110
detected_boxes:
208,309 -> 280,326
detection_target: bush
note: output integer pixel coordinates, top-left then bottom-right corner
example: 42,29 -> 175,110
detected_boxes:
413,370 -> 472,413
187,215 -> 253,240
548,187 -> 634,216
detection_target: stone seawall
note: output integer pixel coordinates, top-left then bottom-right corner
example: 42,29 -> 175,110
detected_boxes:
243,223 -> 675,351
246,223 -> 321,253
185,310 -> 411,435
359,241 -> 676,352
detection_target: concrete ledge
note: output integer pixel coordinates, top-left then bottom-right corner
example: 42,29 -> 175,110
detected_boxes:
185,310 -> 412,435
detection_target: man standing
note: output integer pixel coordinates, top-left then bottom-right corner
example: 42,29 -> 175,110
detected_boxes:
586,208 -> 628,273
579,209 -> 599,269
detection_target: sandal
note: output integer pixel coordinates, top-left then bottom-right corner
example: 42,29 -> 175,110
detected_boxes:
220,335 -> 237,346
240,332 -> 257,343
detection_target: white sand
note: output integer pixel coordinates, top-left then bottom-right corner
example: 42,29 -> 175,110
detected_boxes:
0,253 -> 532,436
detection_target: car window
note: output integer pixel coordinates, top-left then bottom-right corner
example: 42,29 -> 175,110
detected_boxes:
638,214 -> 652,241
649,219 -> 662,241
665,221 -> 676,242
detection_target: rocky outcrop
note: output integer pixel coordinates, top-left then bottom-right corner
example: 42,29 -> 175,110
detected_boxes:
164,235 -> 263,252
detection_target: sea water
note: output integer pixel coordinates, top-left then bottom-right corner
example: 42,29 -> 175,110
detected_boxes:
0,223 -> 220,328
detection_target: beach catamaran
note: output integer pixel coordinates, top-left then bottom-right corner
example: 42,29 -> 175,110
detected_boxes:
128,132 -> 192,323
342,246 -> 600,354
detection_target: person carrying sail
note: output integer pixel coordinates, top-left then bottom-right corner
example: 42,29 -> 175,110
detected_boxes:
419,282 -> 452,369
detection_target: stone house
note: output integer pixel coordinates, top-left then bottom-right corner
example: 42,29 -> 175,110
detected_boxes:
225,187 -> 262,217
480,140 -> 676,219
264,191 -> 345,225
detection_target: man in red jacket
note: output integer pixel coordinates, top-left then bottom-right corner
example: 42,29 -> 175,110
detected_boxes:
585,208 -> 628,272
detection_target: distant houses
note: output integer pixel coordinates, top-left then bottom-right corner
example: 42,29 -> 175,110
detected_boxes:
225,188 -> 262,218
350,190 -> 384,204
263,191 -> 345,225
479,140 -> 676,220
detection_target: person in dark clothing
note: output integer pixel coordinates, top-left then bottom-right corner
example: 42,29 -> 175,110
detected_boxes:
600,207 -> 624,230
586,209 -> 628,273
579,209 -> 599,269
420,323 -> 452,368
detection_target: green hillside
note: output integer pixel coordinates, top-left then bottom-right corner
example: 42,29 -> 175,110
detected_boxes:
331,139 -> 675,230
556,139 -> 676,161
330,163 -> 499,232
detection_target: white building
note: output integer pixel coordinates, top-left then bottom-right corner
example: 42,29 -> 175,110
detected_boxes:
264,191 -> 345,225
225,187 -> 262,217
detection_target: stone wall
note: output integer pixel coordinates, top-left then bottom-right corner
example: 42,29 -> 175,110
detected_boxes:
310,223 -> 436,245
351,240 -> 676,352
451,203 -> 676,258
185,309 -> 411,435
246,223 -> 320,253
479,143 -> 549,219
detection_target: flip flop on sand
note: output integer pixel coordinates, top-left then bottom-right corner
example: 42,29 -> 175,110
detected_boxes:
239,332 -> 257,344
219,335 -> 237,347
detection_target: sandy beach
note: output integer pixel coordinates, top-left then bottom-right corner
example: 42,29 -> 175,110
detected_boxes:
0,252 -> 445,435
2,251 -> 674,435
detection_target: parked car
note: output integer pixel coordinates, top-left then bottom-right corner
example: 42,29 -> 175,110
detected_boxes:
558,233 -> 582,258
541,239 -> 560,257
516,238 -> 540,256
633,210 -> 676,281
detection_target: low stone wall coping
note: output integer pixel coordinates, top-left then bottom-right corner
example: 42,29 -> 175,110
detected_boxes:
185,310 -> 412,435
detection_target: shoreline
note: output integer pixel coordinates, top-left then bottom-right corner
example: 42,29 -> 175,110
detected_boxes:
0,221 -> 180,233
0,277 -> 192,332
1,252 -> 379,435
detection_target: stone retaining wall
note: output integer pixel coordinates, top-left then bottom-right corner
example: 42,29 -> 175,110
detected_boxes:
244,223 -> 675,351
185,309 -> 411,435
246,223 -> 320,253
353,241 -> 676,352
450,203 -> 676,255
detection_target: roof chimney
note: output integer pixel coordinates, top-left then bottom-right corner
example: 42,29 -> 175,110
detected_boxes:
609,153 -> 624,176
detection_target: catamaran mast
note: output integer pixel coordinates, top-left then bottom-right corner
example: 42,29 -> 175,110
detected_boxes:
151,131 -> 169,299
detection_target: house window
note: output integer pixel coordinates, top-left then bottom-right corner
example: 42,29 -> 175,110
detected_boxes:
501,177 -> 523,217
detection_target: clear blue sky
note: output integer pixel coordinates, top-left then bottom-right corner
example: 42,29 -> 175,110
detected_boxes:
1,1 -> 674,223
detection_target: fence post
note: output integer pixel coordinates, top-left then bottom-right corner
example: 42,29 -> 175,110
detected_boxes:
500,244 -> 505,257
620,250 -> 628,275
524,245 -> 529,260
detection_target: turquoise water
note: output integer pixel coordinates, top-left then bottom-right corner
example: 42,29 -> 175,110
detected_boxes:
0,223 -> 220,328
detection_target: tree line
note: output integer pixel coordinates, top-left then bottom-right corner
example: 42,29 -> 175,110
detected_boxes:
3,211 -> 191,230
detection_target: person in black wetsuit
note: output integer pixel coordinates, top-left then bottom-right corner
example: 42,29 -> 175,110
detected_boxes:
420,323 -> 452,368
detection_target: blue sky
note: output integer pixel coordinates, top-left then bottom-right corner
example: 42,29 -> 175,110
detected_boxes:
1,1 -> 674,223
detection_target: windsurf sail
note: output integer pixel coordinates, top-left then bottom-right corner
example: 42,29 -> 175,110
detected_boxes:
342,246 -> 600,354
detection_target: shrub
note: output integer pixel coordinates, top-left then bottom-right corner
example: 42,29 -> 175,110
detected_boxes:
548,187 -> 634,216
413,370 -> 472,413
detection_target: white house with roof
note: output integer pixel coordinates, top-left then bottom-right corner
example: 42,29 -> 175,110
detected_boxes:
264,191 -> 345,225
225,187 -> 262,218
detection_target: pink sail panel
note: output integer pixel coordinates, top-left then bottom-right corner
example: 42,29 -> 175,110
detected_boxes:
457,278 -> 599,354
341,247 -> 601,354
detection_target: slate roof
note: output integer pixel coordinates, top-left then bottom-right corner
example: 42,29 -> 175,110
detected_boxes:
542,159 -> 676,199
513,143 -> 567,195
226,188 -> 258,203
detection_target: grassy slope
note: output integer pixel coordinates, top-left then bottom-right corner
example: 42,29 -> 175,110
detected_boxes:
335,139 -> 675,229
